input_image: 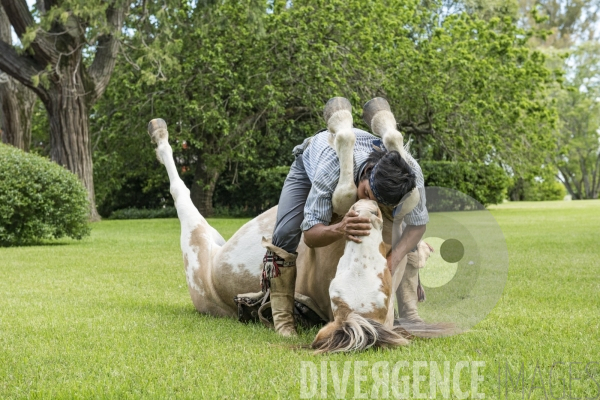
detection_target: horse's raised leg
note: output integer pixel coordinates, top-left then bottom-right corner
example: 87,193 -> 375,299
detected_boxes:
324,97 -> 357,216
363,98 -> 424,320
147,119 -> 230,316
362,97 -> 406,156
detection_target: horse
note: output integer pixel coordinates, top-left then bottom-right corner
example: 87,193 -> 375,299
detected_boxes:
147,98 -> 450,353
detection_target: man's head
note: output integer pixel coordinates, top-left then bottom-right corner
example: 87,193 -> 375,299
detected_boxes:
357,149 -> 417,207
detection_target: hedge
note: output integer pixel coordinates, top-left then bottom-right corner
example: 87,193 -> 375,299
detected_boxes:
421,161 -> 509,209
108,207 -> 178,219
0,144 -> 90,245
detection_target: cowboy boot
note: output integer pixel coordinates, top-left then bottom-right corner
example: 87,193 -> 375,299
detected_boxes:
261,238 -> 298,337
397,243 -> 431,323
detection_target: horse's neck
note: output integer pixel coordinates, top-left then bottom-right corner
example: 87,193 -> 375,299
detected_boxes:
338,230 -> 384,272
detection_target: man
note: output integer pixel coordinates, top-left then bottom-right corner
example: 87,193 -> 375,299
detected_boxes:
261,98 -> 429,337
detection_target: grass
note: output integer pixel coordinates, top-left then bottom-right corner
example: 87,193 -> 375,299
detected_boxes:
1,201 -> 599,399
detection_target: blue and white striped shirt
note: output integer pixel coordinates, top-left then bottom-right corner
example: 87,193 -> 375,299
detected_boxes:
298,128 -> 429,231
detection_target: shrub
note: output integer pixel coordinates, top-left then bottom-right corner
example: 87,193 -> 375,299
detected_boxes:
108,207 -> 178,219
421,161 -> 509,208
0,144 -> 90,246
508,177 -> 567,201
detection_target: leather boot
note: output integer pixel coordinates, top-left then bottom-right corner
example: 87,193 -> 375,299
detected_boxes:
261,238 -> 298,337
270,266 -> 298,337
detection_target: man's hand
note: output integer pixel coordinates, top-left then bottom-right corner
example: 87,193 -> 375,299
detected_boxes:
336,209 -> 372,243
386,224 -> 427,274
303,209 -> 372,248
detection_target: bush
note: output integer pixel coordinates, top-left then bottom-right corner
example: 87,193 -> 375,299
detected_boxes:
0,144 -> 90,245
421,161 -> 509,208
525,180 -> 566,201
508,177 -> 566,201
108,207 -> 178,219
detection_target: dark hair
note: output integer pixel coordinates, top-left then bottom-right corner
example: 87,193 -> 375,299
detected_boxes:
361,149 -> 416,206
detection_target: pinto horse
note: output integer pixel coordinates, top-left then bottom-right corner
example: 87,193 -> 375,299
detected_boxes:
147,99 -> 450,353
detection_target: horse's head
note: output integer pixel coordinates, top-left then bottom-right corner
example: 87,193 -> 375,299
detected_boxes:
350,199 -> 384,232
311,199 -> 410,353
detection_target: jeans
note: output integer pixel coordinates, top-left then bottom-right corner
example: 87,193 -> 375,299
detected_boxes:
271,139 -> 313,254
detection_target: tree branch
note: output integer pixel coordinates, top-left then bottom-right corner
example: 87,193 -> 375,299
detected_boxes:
0,39 -> 48,102
0,0 -> 32,37
556,166 -> 576,198
35,0 -> 57,14
0,3 -> 10,43
398,121 -> 435,135
88,1 -> 128,103
0,0 -> 57,65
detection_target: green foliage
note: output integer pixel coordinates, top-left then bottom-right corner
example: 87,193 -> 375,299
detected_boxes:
550,42 -> 600,200
0,143 -> 90,245
108,207 -> 177,220
92,146 -> 173,218
29,99 -> 51,157
421,161 -> 509,206
517,0 -> 599,49
383,12 -> 557,177
514,179 -> 567,201
214,165 -> 290,216
91,0 -> 558,215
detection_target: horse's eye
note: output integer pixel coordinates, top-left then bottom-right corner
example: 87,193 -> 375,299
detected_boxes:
370,210 -> 377,215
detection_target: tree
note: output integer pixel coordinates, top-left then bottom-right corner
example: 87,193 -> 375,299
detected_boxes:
0,0 -> 130,220
91,0 -> 558,216
553,42 -> 600,199
0,4 -> 35,151
518,0 -> 599,49
377,12 -> 557,180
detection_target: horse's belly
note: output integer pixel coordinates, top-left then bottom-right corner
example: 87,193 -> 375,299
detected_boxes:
211,208 -> 277,310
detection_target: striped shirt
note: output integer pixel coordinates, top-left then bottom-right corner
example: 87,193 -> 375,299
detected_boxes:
298,128 -> 429,231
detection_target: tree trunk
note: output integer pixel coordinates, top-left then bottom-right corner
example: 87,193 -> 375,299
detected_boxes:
0,0 -> 128,221
44,59 -> 99,221
509,177 -> 524,201
0,74 -> 36,150
190,156 -> 219,217
0,5 -> 35,151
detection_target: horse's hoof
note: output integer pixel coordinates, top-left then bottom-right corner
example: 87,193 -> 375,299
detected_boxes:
323,97 -> 352,124
147,118 -> 168,143
362,97 -> 392,128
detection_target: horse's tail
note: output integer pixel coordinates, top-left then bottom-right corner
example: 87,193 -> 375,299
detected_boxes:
394,318 -> 457,338
311,312 -> 411,354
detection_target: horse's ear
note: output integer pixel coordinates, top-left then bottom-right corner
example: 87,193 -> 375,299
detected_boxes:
371,212 -> 383,231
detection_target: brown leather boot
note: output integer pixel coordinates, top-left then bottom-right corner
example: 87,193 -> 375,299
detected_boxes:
270,265 -> 298,337
261,238 -> 298,337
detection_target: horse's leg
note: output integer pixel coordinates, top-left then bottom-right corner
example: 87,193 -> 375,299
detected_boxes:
362,97 -> 405,155
147,119 -> 230,316
324,97 -> 357,216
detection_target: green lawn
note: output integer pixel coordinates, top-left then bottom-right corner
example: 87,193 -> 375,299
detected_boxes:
1,201 -> 599,399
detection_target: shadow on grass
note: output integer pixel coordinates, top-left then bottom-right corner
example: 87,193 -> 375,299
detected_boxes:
0,239 -> 78,248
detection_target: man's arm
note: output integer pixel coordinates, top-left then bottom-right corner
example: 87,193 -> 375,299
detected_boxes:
387,224 -> 426,273
304,209 -> 372,248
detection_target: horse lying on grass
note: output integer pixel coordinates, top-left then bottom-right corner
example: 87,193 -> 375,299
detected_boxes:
147,102 -> 452,353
